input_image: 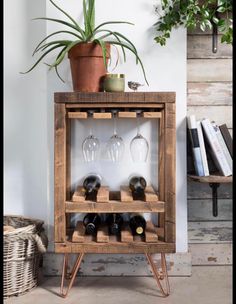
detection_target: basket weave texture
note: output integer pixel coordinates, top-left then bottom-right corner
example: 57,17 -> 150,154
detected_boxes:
4,215 -> 47,298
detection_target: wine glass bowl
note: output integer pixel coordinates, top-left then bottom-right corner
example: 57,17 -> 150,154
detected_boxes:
106,110 -> 125,162
82,135 -> 100,162
82,110 -> 100,162
130,110 -> 149,162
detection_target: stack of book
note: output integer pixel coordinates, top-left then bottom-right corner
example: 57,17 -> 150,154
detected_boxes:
187,115 -> 233,177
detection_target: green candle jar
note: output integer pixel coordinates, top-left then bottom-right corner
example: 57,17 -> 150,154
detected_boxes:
103,74 -> 125,92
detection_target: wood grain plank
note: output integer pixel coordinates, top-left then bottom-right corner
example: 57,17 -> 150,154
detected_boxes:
68,112 -> 88,119
187,59 -> 232,82
118,111 -> 137,118
144,186 -> 159,202
187,174 -> 232,184
189,243 -> 232,265
187,82 -> 232,106
145,221 -> 158,243
93,112 -> 112,119
97,225 -> 109,243
55,241 -> 176,254
97,186 -> 109,203
54,92 -> 176,104
72,186 -> 86,202
187,105 -> 232,128
121,224 -> 133,243
54,103 -> 66,242
188,199 -> 232,221
65,201 -> 165,213
187,35 -> 232,59
188,221 -> 232,243
120,186 -> 133,202
164,103 -> 176,243
143,112 -> 162,119
72,221 -> 85,243
187,181 -> 232,199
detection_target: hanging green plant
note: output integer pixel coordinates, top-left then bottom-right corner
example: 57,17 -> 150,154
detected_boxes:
154,0 -> 232,46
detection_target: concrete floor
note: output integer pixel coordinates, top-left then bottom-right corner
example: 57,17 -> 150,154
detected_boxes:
4,266 -> 232,304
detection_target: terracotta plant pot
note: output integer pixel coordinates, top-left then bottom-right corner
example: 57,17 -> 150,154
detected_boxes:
68,42 -> 110,92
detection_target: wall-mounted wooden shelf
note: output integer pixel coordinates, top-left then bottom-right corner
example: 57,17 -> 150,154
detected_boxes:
188,174 -> 233,217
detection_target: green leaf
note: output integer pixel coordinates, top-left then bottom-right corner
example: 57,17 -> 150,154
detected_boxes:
94,21 -> 134,33
35,40 -> 71,53
49,0 -> 79,29
217,6 -> 226,13
93,39 -> 108,69
20,44 -> 65,74
212,16 -> 219,24
33,17 -> 86,40
33,31 -> 82,55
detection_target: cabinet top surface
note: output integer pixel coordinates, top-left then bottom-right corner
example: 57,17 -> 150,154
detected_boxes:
54,92 -> 176,104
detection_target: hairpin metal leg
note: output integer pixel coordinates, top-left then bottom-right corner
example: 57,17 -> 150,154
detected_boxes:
146,253 -> 170,297
60,253 -> 84,298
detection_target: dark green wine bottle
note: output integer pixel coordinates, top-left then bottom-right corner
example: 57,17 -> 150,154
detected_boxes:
83,213 -> 101,235
83,174 -> 101,201
105,213 -> 124,235
129,213 -> 146,235
129,175 -> 147,200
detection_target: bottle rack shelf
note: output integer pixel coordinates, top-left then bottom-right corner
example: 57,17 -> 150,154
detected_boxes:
66,185 -> 165,213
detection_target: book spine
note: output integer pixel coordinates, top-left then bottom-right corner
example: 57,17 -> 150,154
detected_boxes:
197,120 -> 209,176
212,122 -> 232,172
219,124 -> 233,158
201,119 -> 232,176
187,115 -> 205,176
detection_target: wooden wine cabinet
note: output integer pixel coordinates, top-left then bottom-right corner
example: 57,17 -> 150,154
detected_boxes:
54,92 -> 176,297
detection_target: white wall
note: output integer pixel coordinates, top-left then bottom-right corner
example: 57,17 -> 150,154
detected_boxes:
4,0 -> 187,253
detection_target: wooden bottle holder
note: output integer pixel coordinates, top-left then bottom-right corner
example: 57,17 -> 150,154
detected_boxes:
54,92 -> 176,298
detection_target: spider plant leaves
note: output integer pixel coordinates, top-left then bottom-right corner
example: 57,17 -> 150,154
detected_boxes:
49,40 -> 81,68
35,40 -> 72,54
49,0 -> 79,28
33,17 -> 86,40
33,31 -> 81,55
20,44 -> 66,74
83,0 -> 95,39
93,21 -> 134,33
93,39 -> 108,69
106,40 -> 149,86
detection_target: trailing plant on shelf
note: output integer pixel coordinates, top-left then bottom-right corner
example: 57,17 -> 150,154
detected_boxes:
22,0 -> 148,91
154,0 -> 232,46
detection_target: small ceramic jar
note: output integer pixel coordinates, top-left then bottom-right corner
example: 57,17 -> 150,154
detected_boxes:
103,74 -> 125,92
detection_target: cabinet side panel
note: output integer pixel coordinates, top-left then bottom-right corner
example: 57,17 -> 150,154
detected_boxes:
54,103 -> 66,242
164,102 -> 176,243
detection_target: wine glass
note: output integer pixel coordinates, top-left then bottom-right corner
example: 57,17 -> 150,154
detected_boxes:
130,110 -> 149,162
106,110 -> 125,162
82,110 -> 100,162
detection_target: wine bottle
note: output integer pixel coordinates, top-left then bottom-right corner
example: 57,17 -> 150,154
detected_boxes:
83,174 -> 101,201
83,213 -> 101,235
105,213 -> 124,235
129,175 -> 147,200
129,213 -> 146,235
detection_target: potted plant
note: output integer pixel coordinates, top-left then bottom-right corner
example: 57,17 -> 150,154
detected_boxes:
22,0 -> 148,92
153,0 -> 232,49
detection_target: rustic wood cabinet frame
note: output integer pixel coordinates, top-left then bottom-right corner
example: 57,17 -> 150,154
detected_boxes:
54,92 -> 176,297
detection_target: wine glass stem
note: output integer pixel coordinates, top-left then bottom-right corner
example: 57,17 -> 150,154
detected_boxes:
113,116 -> 117,136
89,117 -> 92,136
136,116 -> 140,135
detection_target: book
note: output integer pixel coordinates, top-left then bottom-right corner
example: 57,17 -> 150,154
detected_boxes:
187,115 -> 204,176
196,120 -> 209,176
201,118 -> 232,176
212,121 -> 232,172
219,124 -> 233,158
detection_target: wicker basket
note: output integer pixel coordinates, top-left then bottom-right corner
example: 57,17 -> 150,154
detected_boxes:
3,215 -> 47,298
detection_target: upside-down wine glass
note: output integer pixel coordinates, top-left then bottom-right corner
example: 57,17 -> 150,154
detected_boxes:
130,110 -> 149,162
106,109 -> 125,162
82,110 -> 100,162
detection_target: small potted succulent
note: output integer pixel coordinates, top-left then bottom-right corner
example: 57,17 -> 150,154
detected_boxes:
22,0 -> 148,92
153,0 -> 232,50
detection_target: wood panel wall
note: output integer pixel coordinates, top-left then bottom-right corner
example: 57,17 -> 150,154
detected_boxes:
187,29 -> 232,265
